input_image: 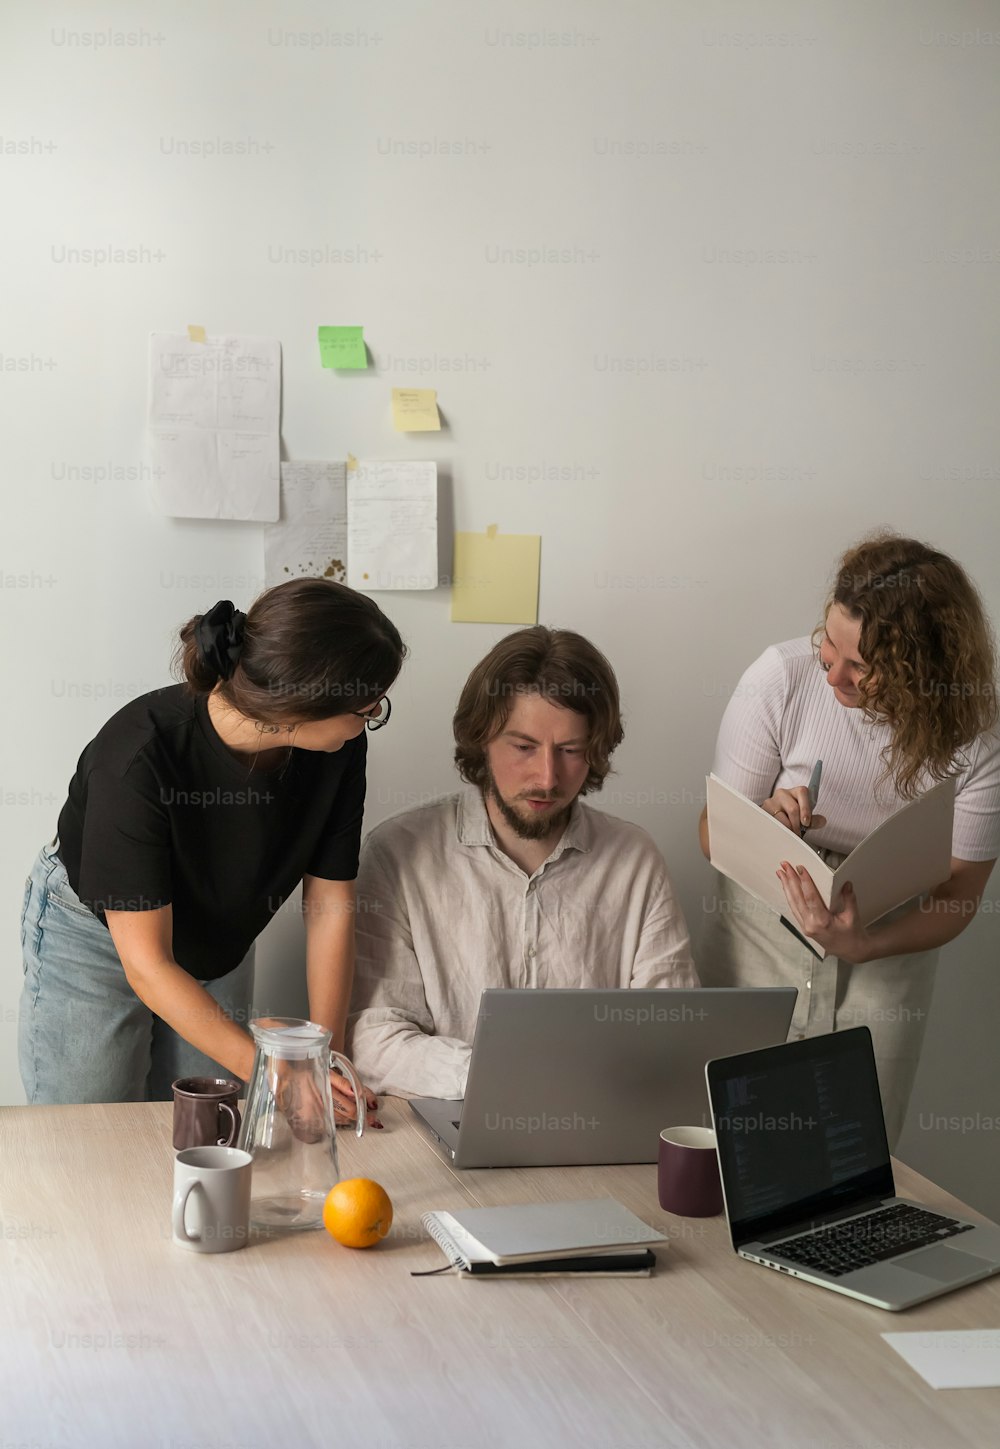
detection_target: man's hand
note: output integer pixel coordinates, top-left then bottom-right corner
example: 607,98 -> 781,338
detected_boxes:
763,788 -> 827,836
777,862 -> 871,963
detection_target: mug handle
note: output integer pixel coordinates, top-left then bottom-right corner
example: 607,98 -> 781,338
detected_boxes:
329,1050 -> 366,1140
172,1180 -> 202,1242
217,1101 -> 241,1147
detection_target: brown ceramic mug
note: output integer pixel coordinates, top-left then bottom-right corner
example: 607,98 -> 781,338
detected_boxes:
657,1126 -> 724,1217
172,1076 -> 242,1151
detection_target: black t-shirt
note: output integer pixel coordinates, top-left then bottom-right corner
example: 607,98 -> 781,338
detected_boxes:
56,685 -> 367,980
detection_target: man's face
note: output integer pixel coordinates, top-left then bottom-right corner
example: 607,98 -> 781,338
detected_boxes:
482,690 -> 591,840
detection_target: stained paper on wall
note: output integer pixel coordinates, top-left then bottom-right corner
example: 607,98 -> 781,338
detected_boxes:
264,462 -> 347,588
347,460 -> 438,591
147,333 -> 281,521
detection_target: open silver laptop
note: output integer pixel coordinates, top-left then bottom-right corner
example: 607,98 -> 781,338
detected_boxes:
706,1027 -> 1000,1311
410,987 -> 796,1168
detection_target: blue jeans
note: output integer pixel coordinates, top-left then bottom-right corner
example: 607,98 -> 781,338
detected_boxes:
19,841 -> 256,1103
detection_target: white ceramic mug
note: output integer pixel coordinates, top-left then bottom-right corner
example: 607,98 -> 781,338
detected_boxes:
172,1145 -> 253,1253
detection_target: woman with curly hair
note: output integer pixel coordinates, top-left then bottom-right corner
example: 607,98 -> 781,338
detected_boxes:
697,532 -> 999,1147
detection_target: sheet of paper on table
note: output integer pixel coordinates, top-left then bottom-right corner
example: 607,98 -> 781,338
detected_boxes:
264,461 -> 348,588
318,326 -> 367,369
391,387 -> 440,431
882,1330 -> 1000,1389
347,459 -> 438,591
147,333 -> 281,521
451,528 -> 540,624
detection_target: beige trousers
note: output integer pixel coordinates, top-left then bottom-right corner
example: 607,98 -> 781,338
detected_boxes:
698,864 -> 939,1151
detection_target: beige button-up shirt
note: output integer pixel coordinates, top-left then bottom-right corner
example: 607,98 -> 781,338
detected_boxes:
347,787 -> 699,1099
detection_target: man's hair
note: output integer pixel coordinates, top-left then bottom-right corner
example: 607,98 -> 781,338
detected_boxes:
453,626 -> 624,794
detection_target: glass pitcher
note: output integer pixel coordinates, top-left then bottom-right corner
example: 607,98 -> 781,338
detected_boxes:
238,1016 -> 365,1233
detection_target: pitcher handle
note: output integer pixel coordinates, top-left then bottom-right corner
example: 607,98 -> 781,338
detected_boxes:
329,1050 -> 366,1140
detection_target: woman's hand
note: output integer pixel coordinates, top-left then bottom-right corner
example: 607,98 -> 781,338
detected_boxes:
274,1061 -> 382,1137
274,1060 -> 329,1144
330,1069 -> 382,1129
762,788 -> 827,836
777,863 -> 871,964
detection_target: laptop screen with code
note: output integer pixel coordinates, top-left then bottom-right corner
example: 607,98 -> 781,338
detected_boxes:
708,1028 -> 894,1248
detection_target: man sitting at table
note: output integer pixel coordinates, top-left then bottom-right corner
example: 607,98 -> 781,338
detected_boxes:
347,626 -> 699,1099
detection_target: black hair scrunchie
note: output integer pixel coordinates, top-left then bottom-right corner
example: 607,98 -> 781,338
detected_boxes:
194,600 -> 247,682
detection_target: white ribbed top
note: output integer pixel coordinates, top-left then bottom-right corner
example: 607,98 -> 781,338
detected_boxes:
710,638 -> 1000,861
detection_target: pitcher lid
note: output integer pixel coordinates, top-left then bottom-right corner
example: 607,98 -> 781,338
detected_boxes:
249,1016 -> 332,1060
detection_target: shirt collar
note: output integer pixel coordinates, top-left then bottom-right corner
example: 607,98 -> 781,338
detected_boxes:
456,785 -> 593,858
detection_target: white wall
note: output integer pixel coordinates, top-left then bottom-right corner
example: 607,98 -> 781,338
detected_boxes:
3,0 -> 999,1214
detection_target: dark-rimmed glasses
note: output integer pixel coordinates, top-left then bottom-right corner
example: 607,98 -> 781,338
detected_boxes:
353,696 -> 391,731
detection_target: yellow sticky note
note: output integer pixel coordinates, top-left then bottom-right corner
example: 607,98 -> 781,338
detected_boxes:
391,387 -> 440,432
187,324 -> 206,343
451,530 -> 541,625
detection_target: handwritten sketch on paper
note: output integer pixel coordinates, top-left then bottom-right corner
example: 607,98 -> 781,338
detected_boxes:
147,333 -> 281,521
318,326 -> 367,369
347,460 -> 438,591
264,462 -> 348,588
391,388 -> 440,432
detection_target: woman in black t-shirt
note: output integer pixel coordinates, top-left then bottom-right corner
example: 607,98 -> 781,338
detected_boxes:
19,578 -> 405,1113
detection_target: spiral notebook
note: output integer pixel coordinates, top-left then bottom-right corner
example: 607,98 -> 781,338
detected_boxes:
417,1198 -> 664,1278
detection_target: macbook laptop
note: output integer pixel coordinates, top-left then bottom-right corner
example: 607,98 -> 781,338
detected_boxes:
410,987 -> 796,1168
706,1027 -> 1000,1311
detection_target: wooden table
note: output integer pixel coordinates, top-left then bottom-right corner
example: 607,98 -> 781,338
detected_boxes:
1,1099 -> 998,1449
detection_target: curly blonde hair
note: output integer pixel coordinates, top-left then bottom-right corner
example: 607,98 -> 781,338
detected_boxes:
814,532 -> 997,797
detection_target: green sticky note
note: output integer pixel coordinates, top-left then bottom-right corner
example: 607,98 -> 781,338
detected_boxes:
318,326 -> 367,369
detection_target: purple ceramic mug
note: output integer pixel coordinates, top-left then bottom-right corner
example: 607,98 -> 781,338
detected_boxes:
657,1126 -> 724,1217
172,1077 -> 242,1151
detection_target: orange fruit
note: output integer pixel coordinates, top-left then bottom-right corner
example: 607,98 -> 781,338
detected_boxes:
322,1178 -> 393,1249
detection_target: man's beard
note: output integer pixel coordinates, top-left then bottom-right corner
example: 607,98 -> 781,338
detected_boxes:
484,766 -> 573,841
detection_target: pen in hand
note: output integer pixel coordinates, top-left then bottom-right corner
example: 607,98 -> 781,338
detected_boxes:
800,759 -> 823,838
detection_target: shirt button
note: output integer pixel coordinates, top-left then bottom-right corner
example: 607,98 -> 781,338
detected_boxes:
805,981 -> 812,990
796,1033 -> 805,1040
527,947 -> 536,958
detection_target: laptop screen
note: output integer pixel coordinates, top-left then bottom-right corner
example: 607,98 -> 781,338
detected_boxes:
707,1028 -> 894,1248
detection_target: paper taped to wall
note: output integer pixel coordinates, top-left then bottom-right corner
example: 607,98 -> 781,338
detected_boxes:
265,461 -> 348,588
347,459 -> 438,591
391,387 -> 440,431
147,333 -> 281,521
318,326 -> 367,369
451,529 -> 541,624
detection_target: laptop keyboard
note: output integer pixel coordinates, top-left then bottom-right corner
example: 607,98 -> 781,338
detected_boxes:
773,1204 -> 974,1277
